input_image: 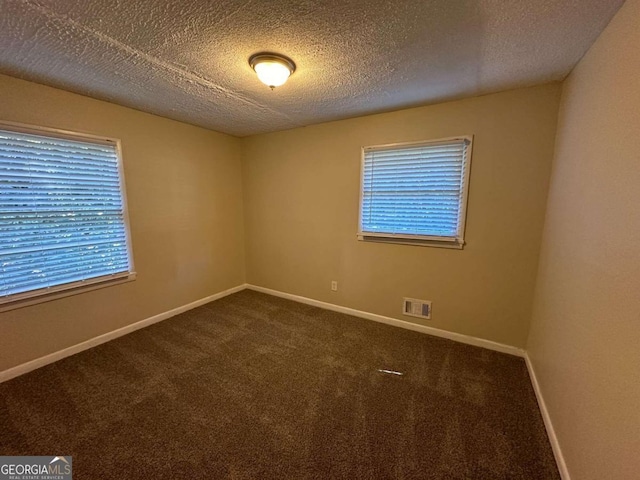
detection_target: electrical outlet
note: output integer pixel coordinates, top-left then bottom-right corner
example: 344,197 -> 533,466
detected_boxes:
331,281 -> 338,291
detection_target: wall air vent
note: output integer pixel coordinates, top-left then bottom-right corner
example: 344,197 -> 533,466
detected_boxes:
403,298 -> 432,320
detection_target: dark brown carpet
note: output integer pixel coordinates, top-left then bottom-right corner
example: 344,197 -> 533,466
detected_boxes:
0,290 -> 560,479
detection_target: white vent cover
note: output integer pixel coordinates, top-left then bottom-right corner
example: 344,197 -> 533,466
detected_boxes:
403,298 -> 432,320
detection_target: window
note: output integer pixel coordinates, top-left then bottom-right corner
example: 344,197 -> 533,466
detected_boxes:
358,136 -> 472,248
0,122 -> 135,308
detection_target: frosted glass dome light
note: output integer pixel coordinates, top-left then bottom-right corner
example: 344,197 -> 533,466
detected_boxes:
249,53 -> 296,89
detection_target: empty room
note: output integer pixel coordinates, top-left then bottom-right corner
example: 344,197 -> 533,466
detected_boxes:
0,0 -> 638,479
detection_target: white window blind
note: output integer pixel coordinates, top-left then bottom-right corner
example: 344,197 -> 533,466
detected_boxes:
0,123 -> 134,306
358,137 -> 472,247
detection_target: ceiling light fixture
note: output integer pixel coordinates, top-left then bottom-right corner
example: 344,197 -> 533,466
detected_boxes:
249,53 -> 296,89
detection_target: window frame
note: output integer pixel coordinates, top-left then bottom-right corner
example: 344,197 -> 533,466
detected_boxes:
0,120 -> 136,312
357,135 -> 473,249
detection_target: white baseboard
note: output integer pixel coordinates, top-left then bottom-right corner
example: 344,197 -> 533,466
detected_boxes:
248,285 -> 570,474
525,353 -> 570,480
246,284 -> 525,357
1,282 -> 526,383
2,282 -> 565,477
0,283 -> 248,384
1,282 -> 523,383
2,282 -> 566,478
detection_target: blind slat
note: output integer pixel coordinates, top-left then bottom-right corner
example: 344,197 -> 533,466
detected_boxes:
0,135 -> 117,155
1,243 -> 129,272
2,265 -> 129,293
0,170 -> 121,184
2,256 -> 130,284
0,127 -> 132,301
360,138 -> 470,240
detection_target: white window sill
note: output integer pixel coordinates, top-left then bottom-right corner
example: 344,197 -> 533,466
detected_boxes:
357,234 -> 465,250
0,273 -> 137,313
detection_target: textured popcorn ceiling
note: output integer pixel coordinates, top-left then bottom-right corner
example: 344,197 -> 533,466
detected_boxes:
0,0 -> 625,136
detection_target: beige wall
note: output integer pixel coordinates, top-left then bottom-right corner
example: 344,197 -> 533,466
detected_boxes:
242,84 -> 561,348
1,5 -> 635,475
0,74 -> 246,371
527,1 -> 640,479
